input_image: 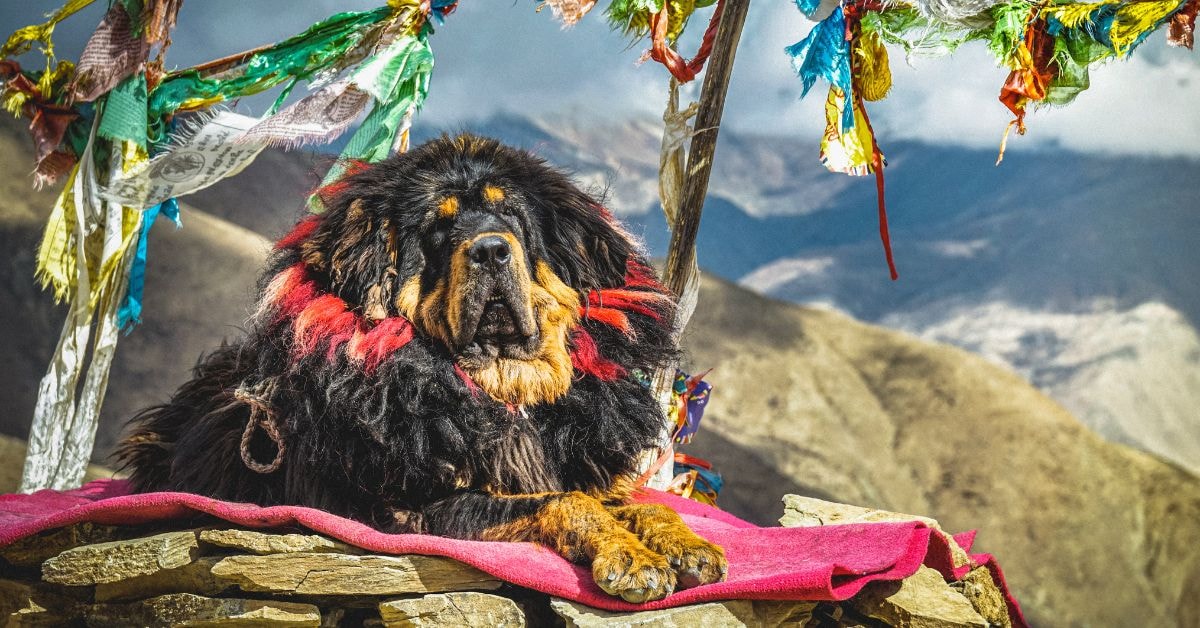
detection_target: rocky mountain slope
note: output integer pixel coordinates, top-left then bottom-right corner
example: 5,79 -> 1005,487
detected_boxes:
1,116 -> 1198,625
679,275 -> 1200,627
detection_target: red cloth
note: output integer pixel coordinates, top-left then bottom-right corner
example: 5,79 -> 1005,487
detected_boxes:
0,480 -> 1025,624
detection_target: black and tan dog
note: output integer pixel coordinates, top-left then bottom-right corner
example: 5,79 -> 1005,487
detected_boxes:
116,135 -> 726,602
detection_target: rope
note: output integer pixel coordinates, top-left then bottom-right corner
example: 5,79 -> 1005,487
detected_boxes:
232,379 -> 286,474
649,0 -> 725,83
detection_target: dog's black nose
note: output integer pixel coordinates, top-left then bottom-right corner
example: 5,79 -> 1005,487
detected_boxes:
469,236 -> 511,267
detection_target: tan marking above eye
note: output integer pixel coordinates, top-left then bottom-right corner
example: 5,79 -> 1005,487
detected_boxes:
438,196 -> 459,218
482,185 -> 506,203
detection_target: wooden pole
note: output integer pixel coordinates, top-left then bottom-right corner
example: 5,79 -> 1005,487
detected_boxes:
642,0 -> 751,490
661,0 -> 751,300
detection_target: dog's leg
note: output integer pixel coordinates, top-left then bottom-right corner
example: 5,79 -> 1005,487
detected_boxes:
608,503 -> 728,590
422,491 -> 677,603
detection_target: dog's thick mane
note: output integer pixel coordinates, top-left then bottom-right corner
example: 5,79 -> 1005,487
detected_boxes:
116,137 -> 679,530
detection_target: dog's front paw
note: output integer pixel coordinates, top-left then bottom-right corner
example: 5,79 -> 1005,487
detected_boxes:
649,531 -> 728,590
612,503 -> 728,590
591,537 -> 677,603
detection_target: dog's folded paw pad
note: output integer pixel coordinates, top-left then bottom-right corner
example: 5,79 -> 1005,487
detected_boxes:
647,533 -> 728,590
592,540 -> 676,603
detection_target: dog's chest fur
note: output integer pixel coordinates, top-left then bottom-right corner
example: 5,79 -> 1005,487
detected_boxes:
478,410 -> 562,494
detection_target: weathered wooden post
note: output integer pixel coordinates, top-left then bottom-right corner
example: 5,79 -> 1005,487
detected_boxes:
644,0 -> 752,489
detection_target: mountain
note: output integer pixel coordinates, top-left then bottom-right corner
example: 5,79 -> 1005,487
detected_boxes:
2,113 -> 1199,625
679,274 -> 1200,628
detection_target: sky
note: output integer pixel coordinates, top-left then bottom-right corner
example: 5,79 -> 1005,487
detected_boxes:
3,0 -> 1198,157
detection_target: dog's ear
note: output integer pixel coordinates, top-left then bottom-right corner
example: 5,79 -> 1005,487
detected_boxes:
300,196 -> 402,321
532,178 -> 633,291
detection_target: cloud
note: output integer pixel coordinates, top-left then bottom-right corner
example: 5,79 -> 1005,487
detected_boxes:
721,3 -> 1200,157
5,1 -> 1198,156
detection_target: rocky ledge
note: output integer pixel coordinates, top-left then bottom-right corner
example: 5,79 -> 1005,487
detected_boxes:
0,496 -> 1008,627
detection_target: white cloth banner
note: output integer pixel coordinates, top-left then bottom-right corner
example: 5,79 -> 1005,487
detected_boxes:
100,111 -> 267,210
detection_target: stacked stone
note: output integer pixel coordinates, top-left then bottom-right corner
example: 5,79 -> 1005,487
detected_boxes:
0,497 -> 1008,627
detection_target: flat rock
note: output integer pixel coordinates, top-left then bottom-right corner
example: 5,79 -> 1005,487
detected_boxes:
209,552 -> 502,596
0,579 -> 40,617
199,529 -> 359,555
549,598 -> 816,627
955,566 -> 1011,628
0,578 -> 84,625
87,592 -> 321,627
93,557 -> 228,602
8,607 -> 76,627
379,592 -> 525,627
851,566 -> 987,628
42,530 -> 200,585
0,523 -> 123,568
780,495 -> 972,570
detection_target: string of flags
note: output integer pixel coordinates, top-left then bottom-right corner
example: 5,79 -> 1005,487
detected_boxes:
1,0 -> 454,491
665,370 -> 722,506
786,0 -> 1198,279
2,0 -> 1191,491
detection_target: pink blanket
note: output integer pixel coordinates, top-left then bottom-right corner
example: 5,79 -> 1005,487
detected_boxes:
0,480 -> 1024,625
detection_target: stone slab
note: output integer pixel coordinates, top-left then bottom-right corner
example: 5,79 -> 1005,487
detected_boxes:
86,592 -> 321,627
208,552 -> 502,596
379,592 -> 526,627
1,523 -> 124,568
42,530 -> 200,585
850,566 -> 988,628
199,529 -> 359,555
550,598 -> 816,627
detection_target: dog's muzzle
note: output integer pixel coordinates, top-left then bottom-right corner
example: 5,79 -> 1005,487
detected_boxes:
455,233 -> 539,360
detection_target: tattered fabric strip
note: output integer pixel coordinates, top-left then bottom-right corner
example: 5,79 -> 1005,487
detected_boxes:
98,73 -> 149,148
0,0 -> 98,60
819,86 -> 875,176
117,197 -> 180,330
244,27 -> 432,154
915,0 -> 1000,28
145,6 -> 394,142
101,111 -> 266,209
1169,0 -> 1199,47
544,0 -> 599,26
68,2 -> 149,103
240,81 -> 372,150
788,4 -> 897,279
309,34 -> 435,210
787,7 -> 855,130
22,133 -> 144,492
648,0 -> 725,83
607,0 -> 722,82
1,60 -> 80,186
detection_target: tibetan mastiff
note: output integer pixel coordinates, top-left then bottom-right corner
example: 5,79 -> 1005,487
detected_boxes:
116,134 -> 727,602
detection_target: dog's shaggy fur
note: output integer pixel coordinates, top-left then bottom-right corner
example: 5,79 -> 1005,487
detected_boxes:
115,135 -> 726,602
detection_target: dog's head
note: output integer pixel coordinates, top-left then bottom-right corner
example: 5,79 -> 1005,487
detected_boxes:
276,134 -> 664,406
